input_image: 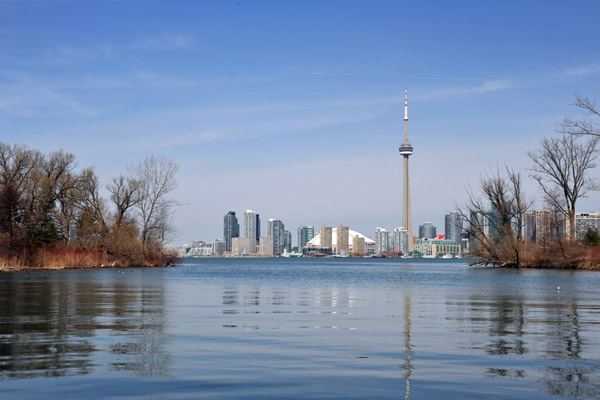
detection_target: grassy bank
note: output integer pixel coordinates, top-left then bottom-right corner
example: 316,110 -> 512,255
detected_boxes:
0,245 -> 176,272
471,240 -> 600,270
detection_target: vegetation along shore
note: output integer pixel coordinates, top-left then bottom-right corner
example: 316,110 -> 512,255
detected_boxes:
0,143 -> 178,271
463,95 -> 600,269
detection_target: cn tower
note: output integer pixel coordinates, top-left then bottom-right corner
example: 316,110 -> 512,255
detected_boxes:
399,88 -> 414,253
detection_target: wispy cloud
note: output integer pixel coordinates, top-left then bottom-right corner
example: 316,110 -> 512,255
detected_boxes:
423,80 -> 513,100
0,70 -> 98,117
564,63 -> 600,77
43,44 -> 115,65
133,33 -> 195,50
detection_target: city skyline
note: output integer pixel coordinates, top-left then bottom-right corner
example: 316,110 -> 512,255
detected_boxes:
2,2 -> 600,244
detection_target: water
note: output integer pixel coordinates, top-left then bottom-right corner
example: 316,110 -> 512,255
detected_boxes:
1,258 -> 599,399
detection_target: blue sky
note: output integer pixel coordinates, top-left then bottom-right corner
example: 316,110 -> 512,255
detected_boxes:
2,0 -> 600,245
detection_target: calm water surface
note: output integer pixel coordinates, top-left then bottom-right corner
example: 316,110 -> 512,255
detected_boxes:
1,258 -> 599,399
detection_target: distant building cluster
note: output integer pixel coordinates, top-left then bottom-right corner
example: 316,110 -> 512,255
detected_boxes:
523,209 -> 600,242
175,210 -> 475,258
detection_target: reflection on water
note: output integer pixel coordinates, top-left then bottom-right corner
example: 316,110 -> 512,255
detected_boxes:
1,259 -> 600,400
219,286 -> 359,330
447,291 -> 600,398
401,294 -> 412,400
0,271 -> 168,379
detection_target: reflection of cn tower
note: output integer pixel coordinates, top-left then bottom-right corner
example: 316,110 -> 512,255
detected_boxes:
402,294 -> 413,399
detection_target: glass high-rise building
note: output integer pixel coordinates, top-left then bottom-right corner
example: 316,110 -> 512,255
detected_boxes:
375,227 -> 391,253
394,227 -> 408,255
298,225 -> 315,250
444,212 -> 463,244
268,219 -> 285,255
223,211 -> 239,252
419,222 -> 436,239
283,230 -> 292,253
244,210 -> 260,252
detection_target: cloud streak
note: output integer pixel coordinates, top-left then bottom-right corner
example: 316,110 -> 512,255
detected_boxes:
132,33 -> 195,50
564,63 -> 600,77
422,80 -> 513,100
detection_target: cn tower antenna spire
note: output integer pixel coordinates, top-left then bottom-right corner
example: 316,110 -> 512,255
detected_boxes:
403,87 -> 409,144
404,86 -> 408,121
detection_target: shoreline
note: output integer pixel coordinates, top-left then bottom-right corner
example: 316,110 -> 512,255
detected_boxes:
0,263 -> 176,273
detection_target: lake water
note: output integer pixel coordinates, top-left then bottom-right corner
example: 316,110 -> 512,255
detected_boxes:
1,258 -> 599,399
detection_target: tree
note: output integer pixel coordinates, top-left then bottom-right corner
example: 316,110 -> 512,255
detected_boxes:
582,227 -> 600,246
529,134 -> 598,240
76,167 -> 109,238
107,175 -> 140,229
130,155 -> 179,252
461,166 -> 531,267
560,95 -> 600,137
0,143 -> 38,254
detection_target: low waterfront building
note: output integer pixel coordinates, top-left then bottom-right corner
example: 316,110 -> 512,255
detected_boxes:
212,239 -> 226,256
304,228 -> 375,256
232,237 -> 254,256
259,237 -> 274,256
414,238 -> 460,257
188,241 -> 213,256
575,211 -> 600,239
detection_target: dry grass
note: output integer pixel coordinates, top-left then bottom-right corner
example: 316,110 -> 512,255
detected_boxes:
472,238 -> 600,270
0,244 -> 173,271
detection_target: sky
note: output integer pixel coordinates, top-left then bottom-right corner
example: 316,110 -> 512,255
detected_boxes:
1,0 -> 600,246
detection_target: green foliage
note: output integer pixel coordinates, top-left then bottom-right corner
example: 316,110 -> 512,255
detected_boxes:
583,227 -> 600,246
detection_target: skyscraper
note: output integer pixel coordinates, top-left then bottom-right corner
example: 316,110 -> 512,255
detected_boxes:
283,230 -> 292,253
320,225 -> 332,249
268,219 -> 285,255
399,88 -> 414,253
352,234 -> 366,255
394,227 -> 409,255
418,222 -> 436,239
298,225 -> 315,250
223,211 -> 239,252
336,224 -> 349,255
244,210 -> 260,252
444,212 -> 463,244
375,227 -> 391,253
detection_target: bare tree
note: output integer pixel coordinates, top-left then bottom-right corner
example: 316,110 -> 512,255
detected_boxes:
76,167 -> 109,237
460,166 -> 531,267
130,155 -> 179,252
107,175 -> 140,229
529,134 -> 598,240
0,143 -> 39,254
560,95 -> 600,137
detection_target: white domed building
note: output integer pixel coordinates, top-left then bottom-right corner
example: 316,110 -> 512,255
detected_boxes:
304,227 -> 376,256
